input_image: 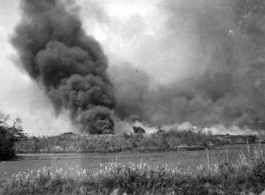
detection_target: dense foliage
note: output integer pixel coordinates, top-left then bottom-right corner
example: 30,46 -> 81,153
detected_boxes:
0,112 -> 25,160
15,128 -> 257,154
3,147 -> 265,194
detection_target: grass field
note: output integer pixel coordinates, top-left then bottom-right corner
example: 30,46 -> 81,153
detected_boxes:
1,143 -> 265,194
0,144 -> 259,177
1,143 -> 264,191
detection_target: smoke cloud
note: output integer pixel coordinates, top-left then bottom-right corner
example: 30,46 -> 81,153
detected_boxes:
11,0 -> 116,134
11,0 -> 265,135
108,0 -> 265,133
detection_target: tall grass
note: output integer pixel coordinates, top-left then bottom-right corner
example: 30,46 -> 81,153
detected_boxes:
2,145 -> 265,195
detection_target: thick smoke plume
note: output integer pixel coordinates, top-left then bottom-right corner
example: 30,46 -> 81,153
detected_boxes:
109,0 -> 265,133
12,0 -> 116,134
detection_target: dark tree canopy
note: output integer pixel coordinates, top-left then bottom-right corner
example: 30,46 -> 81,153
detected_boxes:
133,126 -> 146,134
0,111 -> 25,160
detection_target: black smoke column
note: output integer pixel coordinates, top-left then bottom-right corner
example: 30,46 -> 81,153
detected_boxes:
11,0 -> 116,134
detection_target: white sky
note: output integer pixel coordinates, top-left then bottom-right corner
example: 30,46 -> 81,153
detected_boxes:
0,0 -> 199,135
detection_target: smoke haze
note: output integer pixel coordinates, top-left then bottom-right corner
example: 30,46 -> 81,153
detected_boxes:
106,0 -> 265,133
